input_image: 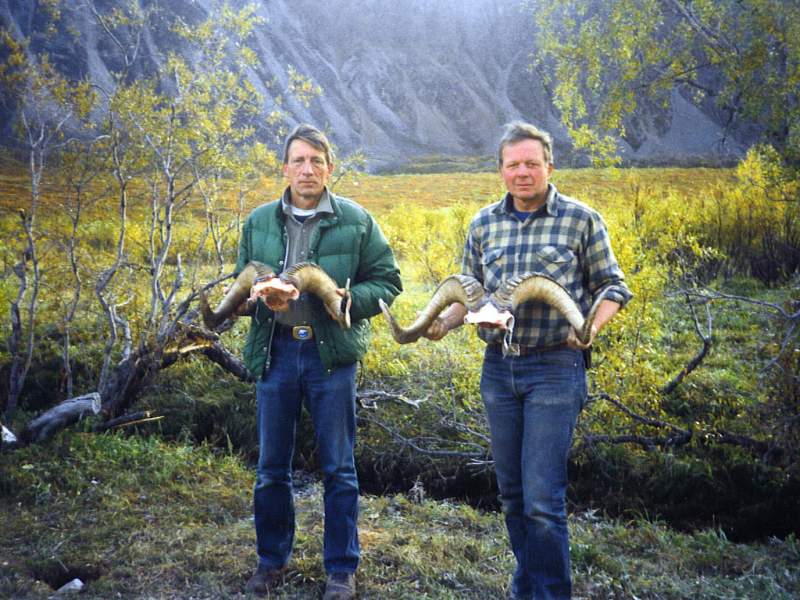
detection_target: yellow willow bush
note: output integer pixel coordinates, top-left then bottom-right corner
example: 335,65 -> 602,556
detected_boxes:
366,156 -> 796,439
381,201 -> 479,287
366,201 -> 485,405
2,153 -> 794,437
694,146 -> 800,282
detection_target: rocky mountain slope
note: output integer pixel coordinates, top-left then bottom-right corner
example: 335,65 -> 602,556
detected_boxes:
0,0 -> 749,170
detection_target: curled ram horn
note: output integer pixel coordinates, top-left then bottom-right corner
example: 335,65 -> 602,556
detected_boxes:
494,272 -> 610,345
200,261 -> 350,330
378,274 -> 486,344
281,262 -> 351,329
200,261 -> 276,329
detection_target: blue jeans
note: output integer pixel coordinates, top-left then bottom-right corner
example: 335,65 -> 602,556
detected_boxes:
480,345 -> 586,600
254,333 -> 360,574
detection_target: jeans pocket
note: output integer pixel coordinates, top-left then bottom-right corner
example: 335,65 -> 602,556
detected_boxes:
538,349 -> 581,369
530,350 -> 585,409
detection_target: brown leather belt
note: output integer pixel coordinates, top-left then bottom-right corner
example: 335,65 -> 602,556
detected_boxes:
490,342 -> 571,356
518,342 -> 570,355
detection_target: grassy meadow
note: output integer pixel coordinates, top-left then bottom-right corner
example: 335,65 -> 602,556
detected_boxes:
1,156 -> 799,598
1,433 -> 798,599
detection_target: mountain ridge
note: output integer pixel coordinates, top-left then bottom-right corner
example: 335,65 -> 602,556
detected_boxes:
0,0 -> 750,171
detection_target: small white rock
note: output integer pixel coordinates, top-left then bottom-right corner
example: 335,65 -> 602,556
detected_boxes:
53,578 -> 84,595
1,424 -> 17,444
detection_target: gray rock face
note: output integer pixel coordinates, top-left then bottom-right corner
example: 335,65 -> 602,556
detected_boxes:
0,0 -> 748,170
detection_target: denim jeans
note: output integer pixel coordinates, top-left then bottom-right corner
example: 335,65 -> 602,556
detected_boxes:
480,344 -> 587,600
254,333 -> 360,574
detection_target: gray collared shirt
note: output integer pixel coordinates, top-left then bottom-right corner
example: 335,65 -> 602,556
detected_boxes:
276,188 -> 334,326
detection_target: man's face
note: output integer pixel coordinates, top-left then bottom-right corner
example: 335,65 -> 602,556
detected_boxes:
283,139 -> 334,206
500,139 -> 554,207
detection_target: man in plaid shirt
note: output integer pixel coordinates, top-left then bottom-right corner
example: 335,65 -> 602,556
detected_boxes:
426,122 -> 632,600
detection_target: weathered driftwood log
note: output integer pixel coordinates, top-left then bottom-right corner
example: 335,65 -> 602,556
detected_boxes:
200,261 -> 350,329
22,392 -> 101,443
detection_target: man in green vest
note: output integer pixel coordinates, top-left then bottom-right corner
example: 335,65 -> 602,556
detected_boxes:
239,124 -> 401,599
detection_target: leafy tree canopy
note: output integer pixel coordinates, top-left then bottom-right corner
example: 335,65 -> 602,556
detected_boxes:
530,0 -> 800,165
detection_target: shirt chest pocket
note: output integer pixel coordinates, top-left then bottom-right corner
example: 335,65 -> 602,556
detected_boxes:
480,246 -> 506,291
531,245 -> 577,284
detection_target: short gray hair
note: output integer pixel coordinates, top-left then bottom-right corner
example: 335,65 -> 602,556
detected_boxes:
498,121 -> 554,167
282,123 -> 334,166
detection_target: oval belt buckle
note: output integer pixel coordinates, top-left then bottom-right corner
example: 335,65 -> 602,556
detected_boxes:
292,325 -> 313,340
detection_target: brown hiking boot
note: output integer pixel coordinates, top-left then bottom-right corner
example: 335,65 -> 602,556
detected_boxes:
244,565 -> 284,596
322,571 -> 356,600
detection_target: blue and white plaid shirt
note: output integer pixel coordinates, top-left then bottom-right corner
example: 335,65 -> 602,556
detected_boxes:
462,184 -> 632,348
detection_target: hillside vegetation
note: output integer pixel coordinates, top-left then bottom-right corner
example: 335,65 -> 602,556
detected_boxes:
1,156 -> 799,596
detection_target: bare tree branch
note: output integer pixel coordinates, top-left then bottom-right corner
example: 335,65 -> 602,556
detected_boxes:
579,432 -> 692,452
579,393 -> 787,462
357,413 -> 487,459
84,0 -> 144,74
661,291 -> 713,394
171,271 -> 235,324
358,387 -> 430,409
665,0 -> 740,58
96,128 -> 131,392
93,410 -> 165,432
686,289 -> 799,320
591,392 -> 688,436
201,342 -> 253,382
684,288 -> 800,371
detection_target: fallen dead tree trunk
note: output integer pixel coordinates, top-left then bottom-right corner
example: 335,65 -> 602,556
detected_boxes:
6,325 -> 251,449
21,393 -> 101,444
202,341 -> 254,382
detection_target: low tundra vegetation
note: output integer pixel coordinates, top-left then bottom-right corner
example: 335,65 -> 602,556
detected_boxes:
1,433 -> 798,599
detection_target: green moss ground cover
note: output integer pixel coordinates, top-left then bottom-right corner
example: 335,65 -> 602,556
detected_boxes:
1,433 -> 797,599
